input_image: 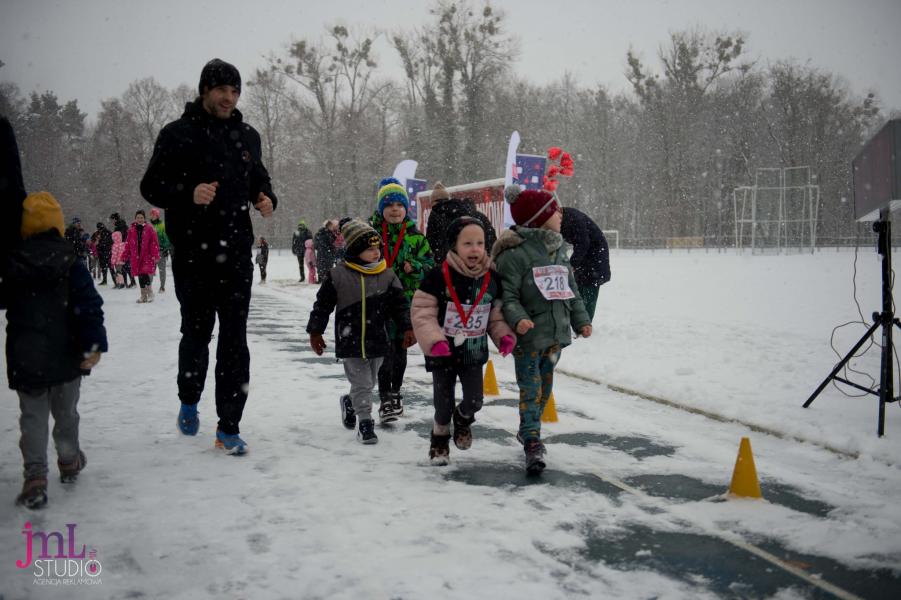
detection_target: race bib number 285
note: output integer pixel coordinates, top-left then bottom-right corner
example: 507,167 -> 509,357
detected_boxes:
532,265 -> 575,300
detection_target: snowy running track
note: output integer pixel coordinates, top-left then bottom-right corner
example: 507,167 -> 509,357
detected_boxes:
2,252 -> 901,599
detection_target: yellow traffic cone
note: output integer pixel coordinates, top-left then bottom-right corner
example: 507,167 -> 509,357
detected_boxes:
483,360 -> 499,396
541,392 -> 558,423
728,437 -> 763,499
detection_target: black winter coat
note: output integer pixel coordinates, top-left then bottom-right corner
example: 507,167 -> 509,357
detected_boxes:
313,227 -> 338,272
292,225 -> 312,255
6,232 -> 108,392
139,100 -> 277,259
306,263 -> 411,359
560,207 -> 611,287
426,198 -> 497,260
95,226 -> 113,260
0,117 -> 26,309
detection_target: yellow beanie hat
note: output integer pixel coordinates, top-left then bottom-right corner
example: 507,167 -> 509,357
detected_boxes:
21,191 -> 65,238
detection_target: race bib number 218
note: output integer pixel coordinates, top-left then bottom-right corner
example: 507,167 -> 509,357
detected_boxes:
532,265 -> 575,300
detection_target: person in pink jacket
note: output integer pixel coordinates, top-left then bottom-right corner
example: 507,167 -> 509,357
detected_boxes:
410,216 -> 516,465
110,231 -> 127,289
122,209 -> 160,303
303,239 -> 317,283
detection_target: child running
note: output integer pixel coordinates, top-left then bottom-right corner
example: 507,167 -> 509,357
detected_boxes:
492,185 -> 592,474
370,177 -> 434,421
412,216 -> 516,465
307,219 -> 416,444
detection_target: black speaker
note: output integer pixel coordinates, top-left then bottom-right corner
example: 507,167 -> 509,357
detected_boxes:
853,119 -> 901,221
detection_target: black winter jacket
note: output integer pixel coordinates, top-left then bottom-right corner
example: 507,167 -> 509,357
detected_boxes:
139,100 -> 277,259
560,207 -> 611,287
0,117 -> 26,309
426,199 -> 497,260
6,232 -> 108,392
306,262 -> 411,359
292,225 -> 312,255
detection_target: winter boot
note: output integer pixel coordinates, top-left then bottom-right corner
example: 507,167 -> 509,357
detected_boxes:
452,407 -> 475,450
429,432 -> 451,466
145,288 -> 154,303
16,478 -> 48,509
524,438 -> 546,475
177,403 -> 200,436
215,430 -> 248,455
378,393 -> 400,424
58,450 -> 87,483
357,419 -> 378,444
390,391 -> 404,417
340,395 -> 356,430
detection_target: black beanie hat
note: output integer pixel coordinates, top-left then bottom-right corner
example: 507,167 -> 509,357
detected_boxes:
198,58 -> 242,95
447,215 -> 485,250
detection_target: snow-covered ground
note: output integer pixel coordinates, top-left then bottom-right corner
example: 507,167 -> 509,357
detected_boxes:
1,249 -> 900,599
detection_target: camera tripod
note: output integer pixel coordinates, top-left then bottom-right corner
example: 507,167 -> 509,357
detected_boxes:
804,212 -> 899,437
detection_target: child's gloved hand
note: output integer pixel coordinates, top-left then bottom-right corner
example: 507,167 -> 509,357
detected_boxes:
310,333 -> 327,355
80,351 -> 101,370
431,340 -> 451,356
579,325 -> 592,338
515,319 -> 534,335
498,335 -> 515,357
402,329 -> 417,349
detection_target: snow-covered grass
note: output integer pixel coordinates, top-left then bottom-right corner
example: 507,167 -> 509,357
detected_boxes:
0,249 -> 899,599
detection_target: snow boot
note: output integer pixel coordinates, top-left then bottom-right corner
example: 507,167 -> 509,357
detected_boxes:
177,403 -> 199,436
357,419 -> 378,444
429,432 -> 451,466
452,407 -> 475,450
340,395 -> 356,430
16,478 -> 48,509
390,392 -> 404,417
215,430 -> 248,455
524,438 -> 546,475
58,450 -> 87,483
145,288 -> 154,303
378,394 -> 400,424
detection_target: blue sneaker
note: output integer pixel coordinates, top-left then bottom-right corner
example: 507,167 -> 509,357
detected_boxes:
177,403 -> 199,436
215,430 -> 248,455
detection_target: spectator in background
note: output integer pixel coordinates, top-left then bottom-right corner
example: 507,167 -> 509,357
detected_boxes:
559,204 -> 610,321
256,236 -> 269,284
313,219 -> 339,283
93,222 -> 113,286
291,219 -> 312,282
149,208 -> 172,292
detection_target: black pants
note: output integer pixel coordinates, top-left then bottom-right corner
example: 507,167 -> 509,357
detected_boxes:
431,364 -> 484,426
172,250 -> 253,435
378,336 -> 407,397
258,263 -> 267,282
98,256 -> 111,284
295,255 -> 305,281
138,274 -> 152,288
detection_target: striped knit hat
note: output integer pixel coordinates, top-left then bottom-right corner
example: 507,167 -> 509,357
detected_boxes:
376,177 -> 410,216
341,218 -> 381,258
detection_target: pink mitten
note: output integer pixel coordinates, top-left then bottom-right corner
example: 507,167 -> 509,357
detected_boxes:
499,335 -> 515,357
431,340 -> 451,357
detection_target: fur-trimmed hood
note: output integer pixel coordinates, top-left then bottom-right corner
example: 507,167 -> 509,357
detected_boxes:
491,226 -> 563,261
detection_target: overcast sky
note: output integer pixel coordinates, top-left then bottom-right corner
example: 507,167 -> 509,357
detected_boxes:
2,0 -> 900,121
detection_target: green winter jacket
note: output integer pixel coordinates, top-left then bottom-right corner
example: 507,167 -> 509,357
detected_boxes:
369,212 -> 434,300
492,227 -> 590,352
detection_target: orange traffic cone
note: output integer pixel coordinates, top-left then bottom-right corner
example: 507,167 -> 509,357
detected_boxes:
483,360 -> 499,396
541,393 -> 558,423
728,437 -> 763,499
